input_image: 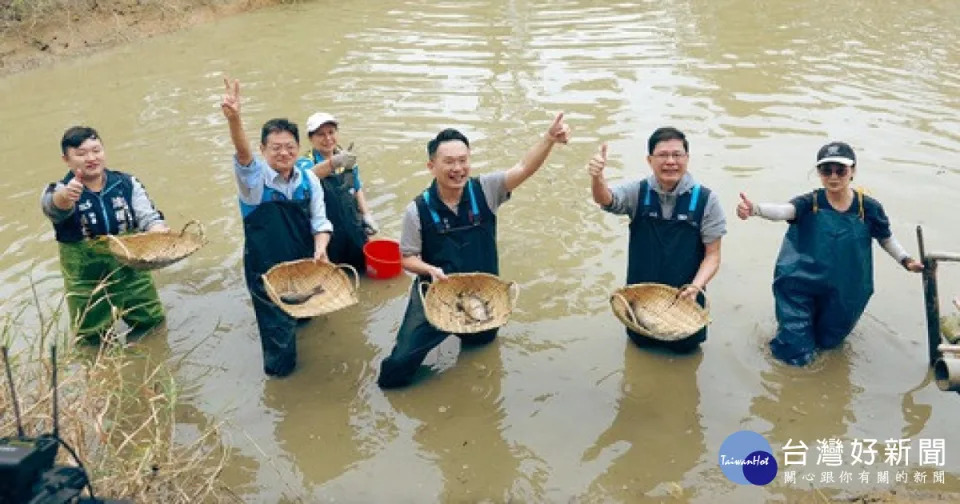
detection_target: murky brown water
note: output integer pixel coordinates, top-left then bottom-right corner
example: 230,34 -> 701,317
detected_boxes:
2,0 -> 960,502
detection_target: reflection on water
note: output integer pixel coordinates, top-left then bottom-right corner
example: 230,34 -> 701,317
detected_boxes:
384,339 -> 518,502
753,350 -> 855,447
752,350 -> 856,500
1,0 -> 959,501
583,347 -> 704,502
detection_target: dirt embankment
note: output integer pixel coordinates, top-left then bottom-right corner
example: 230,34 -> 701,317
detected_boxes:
0,0 -> 287,77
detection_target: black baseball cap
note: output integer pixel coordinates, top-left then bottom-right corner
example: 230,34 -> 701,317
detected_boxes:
816,141 -> 856,167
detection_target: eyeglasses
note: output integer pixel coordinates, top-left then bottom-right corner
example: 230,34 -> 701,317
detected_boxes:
265,143 -> 299,155
652,151 -> 688,161
817,164 -> 849,177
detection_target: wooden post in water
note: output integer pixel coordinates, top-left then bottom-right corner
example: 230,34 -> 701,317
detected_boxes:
918,225 -> 941,365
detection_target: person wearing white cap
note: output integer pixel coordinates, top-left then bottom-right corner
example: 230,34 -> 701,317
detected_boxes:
737,141 -> 923,366
295,111 -> 377,272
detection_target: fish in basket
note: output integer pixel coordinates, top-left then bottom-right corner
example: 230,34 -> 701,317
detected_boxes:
609,283 -> 710,341
419,272 -> 520,334
104,220 -> 206,270
261,259 -> 360,318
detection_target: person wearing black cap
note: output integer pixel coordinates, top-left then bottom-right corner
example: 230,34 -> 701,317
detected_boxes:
737,141 -> 923,366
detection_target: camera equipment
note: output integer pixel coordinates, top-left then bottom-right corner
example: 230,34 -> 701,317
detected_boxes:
0,345 -> 130,504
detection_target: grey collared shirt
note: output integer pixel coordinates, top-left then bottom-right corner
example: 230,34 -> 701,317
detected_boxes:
400,172 -> 510,257
234,156 -> 333,234
603,173 -> 726,244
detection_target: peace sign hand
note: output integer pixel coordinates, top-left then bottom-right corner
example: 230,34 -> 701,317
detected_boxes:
546,112 -> 571,145
221,77 -> 241,120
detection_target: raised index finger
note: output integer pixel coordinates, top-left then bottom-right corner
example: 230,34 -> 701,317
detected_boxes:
551,111 -> 564,129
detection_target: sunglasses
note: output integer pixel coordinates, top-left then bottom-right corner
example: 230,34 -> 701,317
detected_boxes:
817,164 -> 849,177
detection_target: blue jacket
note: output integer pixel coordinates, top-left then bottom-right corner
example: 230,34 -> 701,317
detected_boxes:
42,169 -> 164,243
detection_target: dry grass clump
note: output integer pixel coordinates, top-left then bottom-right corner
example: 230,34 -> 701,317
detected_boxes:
0,294 -> 234,503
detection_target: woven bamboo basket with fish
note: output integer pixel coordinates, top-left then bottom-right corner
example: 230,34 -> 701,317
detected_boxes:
419,272 -> 520,334
262,260 -> 359,318
104,220 -> 206,270
609,283 -> 710,341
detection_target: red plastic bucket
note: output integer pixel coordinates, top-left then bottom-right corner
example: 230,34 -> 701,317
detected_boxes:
363,239 -> 403,279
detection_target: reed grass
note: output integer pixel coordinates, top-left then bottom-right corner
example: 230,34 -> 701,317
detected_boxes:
0,287 -> 234,503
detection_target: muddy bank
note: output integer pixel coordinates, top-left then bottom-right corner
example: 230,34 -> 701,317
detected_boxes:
0,0 -> 287,76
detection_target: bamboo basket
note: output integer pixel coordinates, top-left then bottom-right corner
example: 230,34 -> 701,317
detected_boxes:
419,272 -> 519,334
262,260 -> 359,318
104,220 -> 205,270
609,283 -> 709,341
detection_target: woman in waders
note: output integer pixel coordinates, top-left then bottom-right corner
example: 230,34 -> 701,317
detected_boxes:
295,112 -> 379,272
222,78 -> 333,377
737,141 -> 923,366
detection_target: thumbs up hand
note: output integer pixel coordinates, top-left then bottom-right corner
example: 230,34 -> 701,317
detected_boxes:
52,168 -> 85,210
587,143 -> 608,178
63,168 -> 85,203
736,192 -> 755,220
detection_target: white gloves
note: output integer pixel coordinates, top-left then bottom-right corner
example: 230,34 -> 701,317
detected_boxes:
362,214 -> 379,235
330,150 -> 358,170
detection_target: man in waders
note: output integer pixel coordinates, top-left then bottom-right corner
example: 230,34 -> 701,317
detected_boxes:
587,127 -> 726,353
221,78 -> 333,377
41,126 -> 168,342
377,113 -> 571,389
294,112 -> 375,272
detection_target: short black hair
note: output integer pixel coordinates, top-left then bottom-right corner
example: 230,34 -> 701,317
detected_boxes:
647,127 -> 688,155
261,118 -> 300,145
427,128 -> 470,159
60,126 -> 100,155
